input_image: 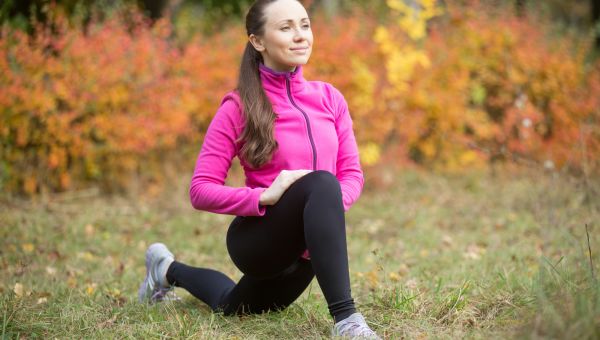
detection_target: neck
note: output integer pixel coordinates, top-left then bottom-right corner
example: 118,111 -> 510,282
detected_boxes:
262,62 -> 297,73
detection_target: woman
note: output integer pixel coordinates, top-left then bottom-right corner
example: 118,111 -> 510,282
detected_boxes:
139,0 -> 381,338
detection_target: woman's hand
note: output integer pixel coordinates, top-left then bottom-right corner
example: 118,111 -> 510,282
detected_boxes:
259,169 -> 312,206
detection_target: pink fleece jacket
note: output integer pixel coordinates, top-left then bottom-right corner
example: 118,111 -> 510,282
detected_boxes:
189,63 -> 364,217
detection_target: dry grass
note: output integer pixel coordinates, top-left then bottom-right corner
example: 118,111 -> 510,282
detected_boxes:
1,167 -> 599,339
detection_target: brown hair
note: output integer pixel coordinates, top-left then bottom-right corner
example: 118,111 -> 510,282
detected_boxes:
237,0 -> 287,169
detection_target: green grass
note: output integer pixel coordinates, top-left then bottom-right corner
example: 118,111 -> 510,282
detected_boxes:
1,168 -> 599,339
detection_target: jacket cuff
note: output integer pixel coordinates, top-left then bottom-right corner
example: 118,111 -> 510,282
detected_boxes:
251,187 -> 268,216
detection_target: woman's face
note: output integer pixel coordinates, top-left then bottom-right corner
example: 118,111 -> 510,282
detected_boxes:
250,0 -> 313,72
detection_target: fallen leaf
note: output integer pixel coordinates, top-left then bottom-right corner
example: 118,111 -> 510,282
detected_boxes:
86,283 -> 97,296
47,250 -> 62,261
14,283 -> 23,297
46,266 -> 57,276
85,224 -> 95,237
442,235 -> 453,247
405,278 -> 419,290
22,243 -> 35,253
463,243 -> 486,260
114,262 -> 125,276
366,269 -> 380,288
77,251 -> 96,262
67,276 -> 77,288
398,263 -> 410,276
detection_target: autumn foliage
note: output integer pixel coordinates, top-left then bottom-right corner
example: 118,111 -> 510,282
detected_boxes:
1,1 -> 599,195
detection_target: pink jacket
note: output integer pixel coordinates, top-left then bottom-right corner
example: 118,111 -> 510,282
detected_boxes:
189,63 -> 364,217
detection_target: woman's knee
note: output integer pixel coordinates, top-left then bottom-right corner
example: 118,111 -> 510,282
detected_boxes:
301,170 -> 341,195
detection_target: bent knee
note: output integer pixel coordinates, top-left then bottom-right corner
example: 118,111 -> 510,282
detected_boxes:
304,170 -> 340,189
299,170 -> 342,199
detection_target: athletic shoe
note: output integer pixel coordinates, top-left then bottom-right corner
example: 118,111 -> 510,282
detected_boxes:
332,312 -> 382,339
138,242 -> 179,303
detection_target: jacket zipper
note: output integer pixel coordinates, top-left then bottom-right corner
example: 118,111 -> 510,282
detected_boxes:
286,76 -> 317,170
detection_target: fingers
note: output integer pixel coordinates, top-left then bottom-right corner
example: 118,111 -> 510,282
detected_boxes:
265,169 -> 314,206
288,169 -> 311,184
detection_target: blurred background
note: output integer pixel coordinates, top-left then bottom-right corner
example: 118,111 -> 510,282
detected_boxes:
2,2 -> 600,338
1,0 -> 599,196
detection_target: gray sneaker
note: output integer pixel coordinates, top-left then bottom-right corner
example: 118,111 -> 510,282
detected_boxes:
138,243 -> 179,303
332,312 -> 382,339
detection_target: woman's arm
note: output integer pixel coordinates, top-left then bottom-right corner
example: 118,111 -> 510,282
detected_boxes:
189,94 -> 267,216
332,86 -> 365,211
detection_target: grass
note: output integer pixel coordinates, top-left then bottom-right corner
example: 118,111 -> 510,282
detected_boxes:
1,167 -> 599,339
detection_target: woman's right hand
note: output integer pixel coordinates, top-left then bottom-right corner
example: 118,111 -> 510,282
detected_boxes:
259,169 -> 313,206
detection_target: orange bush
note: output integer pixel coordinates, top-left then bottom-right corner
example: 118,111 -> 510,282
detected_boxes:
1,9 -> 193,194
1,3 -> 598,196
377,0 -> 600,171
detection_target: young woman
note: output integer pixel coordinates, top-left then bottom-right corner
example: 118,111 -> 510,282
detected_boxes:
139,0 -> 381,338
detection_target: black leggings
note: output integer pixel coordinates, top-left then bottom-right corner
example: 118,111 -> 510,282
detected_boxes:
166,170 -> 356,322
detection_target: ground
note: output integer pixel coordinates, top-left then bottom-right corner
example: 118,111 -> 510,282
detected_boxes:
1,167 -> 599,339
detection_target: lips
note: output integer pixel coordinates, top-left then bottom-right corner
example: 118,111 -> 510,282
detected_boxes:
290,47 -> 309,51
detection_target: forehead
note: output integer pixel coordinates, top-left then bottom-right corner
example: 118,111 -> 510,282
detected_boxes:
263,0 -> 309,25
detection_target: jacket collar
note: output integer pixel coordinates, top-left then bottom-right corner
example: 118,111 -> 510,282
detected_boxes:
259,63 -> 306,94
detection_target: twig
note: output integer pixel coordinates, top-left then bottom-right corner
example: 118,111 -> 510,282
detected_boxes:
586,223 -> 595,282
541,256 -> 570,286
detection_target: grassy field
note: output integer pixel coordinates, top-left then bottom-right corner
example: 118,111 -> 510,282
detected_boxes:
1,167 -> 599,339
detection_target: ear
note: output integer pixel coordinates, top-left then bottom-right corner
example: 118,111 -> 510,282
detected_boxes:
249,34 -> 266,52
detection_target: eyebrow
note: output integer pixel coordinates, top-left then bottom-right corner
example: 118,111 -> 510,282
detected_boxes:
275,18 -> 310,25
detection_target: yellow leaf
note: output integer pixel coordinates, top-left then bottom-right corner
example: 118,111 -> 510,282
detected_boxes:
77,251 -> 96,262
366,269 -> 380,288
86,283 -> 97,296
67,276 -> 77,288
14,283 -> 24,297
22,243 -> 35,253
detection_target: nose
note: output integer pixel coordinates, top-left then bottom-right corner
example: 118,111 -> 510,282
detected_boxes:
293,27 -> 307,42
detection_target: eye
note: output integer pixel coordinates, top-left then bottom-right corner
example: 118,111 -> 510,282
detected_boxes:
280,26 -> 290,31
302,24 -> 311,29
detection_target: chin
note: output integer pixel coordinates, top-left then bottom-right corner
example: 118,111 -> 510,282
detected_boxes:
289,57 -> 310,66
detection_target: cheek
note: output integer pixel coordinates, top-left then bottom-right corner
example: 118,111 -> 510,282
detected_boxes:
270,32 -> 290,49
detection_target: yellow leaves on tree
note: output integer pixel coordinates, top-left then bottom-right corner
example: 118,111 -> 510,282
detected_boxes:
375,0 -> 600,171
1,3 -> 599,196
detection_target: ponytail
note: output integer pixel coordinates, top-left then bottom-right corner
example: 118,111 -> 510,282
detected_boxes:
236,0 -> 283,169
237,42 -> 278,169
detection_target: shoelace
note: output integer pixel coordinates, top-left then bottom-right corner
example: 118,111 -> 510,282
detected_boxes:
151,286 -> 181,302
337,320 -> 376,337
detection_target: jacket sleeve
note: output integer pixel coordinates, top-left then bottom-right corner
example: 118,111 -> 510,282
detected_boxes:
189,94 -> 267,216
331,86 -> 364,211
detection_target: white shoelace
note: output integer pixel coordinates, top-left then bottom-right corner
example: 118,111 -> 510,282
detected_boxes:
151,286 -> 181,302
333,313 -> 380,338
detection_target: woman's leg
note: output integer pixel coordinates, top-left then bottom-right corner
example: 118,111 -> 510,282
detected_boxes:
166,257 -> 314,314
226,170 -> 356,322
167,170 -> 355,321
